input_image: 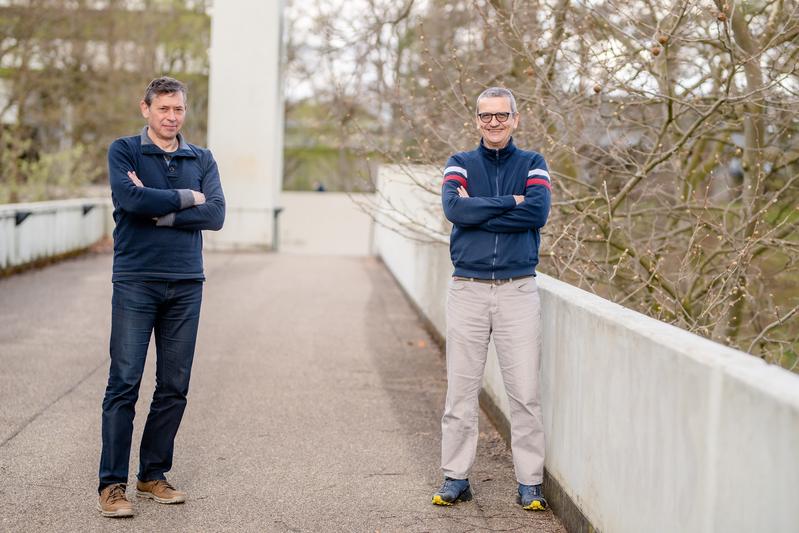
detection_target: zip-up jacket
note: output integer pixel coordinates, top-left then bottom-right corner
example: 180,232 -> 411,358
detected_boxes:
442,138 -> 551,279
108,127 -> 225,282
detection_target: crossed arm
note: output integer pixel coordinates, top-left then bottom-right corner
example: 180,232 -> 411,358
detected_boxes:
127,161 -> 225,231
441,182 -> 522,226
151,155 -> 225,231
470,184 -> 550,233
442,184 -> 550,234
127,171 -> 205,206
108,141 -> 225,231
442,183 -> 548,232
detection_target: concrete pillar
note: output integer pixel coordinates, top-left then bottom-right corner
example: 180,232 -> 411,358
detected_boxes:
205,0 -> 284,250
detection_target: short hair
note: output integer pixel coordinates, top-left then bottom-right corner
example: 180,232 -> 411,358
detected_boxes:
476,87 -> 517,114
143,76 -> 188,106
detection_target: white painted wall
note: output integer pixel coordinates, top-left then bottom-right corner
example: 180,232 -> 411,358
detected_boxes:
0,199 -> 111,270
205,0 -> 284,250
539,275 -> 799,533
374,164 -> 799,533
373,165 -> 450,331
279,192 -> 375,256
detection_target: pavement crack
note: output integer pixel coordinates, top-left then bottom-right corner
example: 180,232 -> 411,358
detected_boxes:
0,357 -> 107,449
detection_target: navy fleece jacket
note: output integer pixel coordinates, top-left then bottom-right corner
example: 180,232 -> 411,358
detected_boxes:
442,138 -> 551,279
108,128 -> 225,281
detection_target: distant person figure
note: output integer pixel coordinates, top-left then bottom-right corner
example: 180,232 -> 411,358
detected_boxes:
434,87 -> 552,511
313,180 -> 326,192
97,76 -> 225,518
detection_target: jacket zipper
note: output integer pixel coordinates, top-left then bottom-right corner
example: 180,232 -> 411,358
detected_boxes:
491,148 -> 499,280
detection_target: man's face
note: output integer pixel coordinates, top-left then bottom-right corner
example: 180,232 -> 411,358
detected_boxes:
140,91 -> 186,143
475,96 -> 519,150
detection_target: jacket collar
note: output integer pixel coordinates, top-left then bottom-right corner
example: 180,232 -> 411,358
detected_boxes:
478,137 -> 517,160
139,126 -> 195,157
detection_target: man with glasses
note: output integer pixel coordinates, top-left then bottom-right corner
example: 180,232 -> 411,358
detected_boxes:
434,87 -> 552,511
97,77 -> 225,517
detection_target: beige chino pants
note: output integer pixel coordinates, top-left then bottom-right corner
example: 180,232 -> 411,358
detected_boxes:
441,276 -> 545,486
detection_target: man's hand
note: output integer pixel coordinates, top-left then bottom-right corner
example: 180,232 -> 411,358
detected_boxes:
514,195 -> 525,205
127,171 -> 144,187
192,190 -> 206,205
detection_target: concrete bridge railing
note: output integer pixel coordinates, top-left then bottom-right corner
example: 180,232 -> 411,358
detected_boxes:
0,198 -> 112,273
0,191 -> 376,269
373,164 -> 799,533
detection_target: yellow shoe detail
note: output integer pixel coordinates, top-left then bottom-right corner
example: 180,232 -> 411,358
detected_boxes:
524,500 -> 546,511
432,494 -> 453,506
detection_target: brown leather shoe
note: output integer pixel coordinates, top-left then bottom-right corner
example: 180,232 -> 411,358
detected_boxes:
97,483 -> 134,517
136,479 -> 187,504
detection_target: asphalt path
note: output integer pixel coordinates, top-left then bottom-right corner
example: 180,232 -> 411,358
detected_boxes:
0,252 -> 564,532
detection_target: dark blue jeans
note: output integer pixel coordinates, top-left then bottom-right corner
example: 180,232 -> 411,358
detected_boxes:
98,279 -> 203,492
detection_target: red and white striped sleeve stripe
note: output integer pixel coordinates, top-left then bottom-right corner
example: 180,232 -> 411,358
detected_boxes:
526,168 -> 551,190
443,165 -> 468,188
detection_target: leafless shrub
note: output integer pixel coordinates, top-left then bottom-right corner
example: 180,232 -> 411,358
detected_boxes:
289,0 -> 799,368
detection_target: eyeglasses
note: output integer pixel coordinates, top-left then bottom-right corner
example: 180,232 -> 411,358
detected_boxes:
477,112 -> 514,123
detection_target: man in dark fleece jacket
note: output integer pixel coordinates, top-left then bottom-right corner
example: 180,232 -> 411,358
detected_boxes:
432,87 -> 551,511
97,77 -> 225,518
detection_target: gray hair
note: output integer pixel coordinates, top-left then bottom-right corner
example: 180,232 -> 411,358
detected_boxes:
143,76 -> 188,106
476,87 -> 517,114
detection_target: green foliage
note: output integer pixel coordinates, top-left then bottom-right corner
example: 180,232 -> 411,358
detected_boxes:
0,127 -> 100,203
283,99 -> 380,192
0,1 -> 211,200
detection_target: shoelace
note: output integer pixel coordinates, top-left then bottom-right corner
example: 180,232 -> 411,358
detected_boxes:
107,484 -> 127,504
441,480 -> 464,494
154,480 -> 176,492
520,485 -> 541,497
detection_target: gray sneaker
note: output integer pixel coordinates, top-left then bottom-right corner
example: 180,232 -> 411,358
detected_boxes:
517,483 -> 547,510
432,477 -> 473,506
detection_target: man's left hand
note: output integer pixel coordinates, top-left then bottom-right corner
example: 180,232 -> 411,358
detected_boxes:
127,170 -> 144,187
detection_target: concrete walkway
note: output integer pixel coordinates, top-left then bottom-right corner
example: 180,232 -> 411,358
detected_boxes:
0,252 -> 564,532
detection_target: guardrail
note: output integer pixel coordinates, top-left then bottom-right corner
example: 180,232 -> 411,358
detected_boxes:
373,164 -> 799,533
0,198 -> 112,273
